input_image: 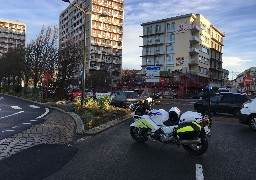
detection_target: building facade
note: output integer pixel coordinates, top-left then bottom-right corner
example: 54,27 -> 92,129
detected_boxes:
140,13 -> 226,88
233,67 -> 256,93
0,19 -> 26,57
59,0 -> 124,82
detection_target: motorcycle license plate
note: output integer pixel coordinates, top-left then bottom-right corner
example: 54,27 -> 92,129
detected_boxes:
204,126 -> 210,135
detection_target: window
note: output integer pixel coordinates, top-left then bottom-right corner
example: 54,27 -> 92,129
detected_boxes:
155,25 -> 161,33
167,34 -> 175,43
155,35 -> 160,43
166,44 -> 174,53
147,26 -> 152,35
171,22 -> 175,31
166,54 -> 174,65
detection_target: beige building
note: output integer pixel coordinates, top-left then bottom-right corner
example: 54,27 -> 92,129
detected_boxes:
59,0 -> 124,81
141,13 -> 225,86
0,19 -> 26,57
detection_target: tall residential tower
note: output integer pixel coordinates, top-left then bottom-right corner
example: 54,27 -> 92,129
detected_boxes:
0,19 -> 26,57
59,0 -> 124,81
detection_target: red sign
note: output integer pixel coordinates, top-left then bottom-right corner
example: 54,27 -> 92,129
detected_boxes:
243,76 -> 253,85
44,73 -> 51,81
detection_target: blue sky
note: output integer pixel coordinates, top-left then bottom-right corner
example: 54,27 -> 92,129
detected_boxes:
1,0 -> 256,79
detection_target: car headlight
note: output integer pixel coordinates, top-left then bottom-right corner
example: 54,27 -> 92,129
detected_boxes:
242,103 -> 248,108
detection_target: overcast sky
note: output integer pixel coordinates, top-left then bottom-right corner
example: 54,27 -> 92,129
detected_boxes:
1,0 -> 255,79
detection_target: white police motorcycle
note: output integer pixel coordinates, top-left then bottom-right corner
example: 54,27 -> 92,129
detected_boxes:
130,99 -> 211,156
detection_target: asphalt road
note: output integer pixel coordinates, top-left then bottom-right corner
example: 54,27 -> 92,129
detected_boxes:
0,94 -> 51,140
0,101 -> 255,180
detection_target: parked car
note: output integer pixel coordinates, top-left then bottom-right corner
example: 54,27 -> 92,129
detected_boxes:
194,92 -> 251,117
239,98 -> 256,131
85,89 -> 95,98
95,91 -> 111,99
68,88 -> 82,100
158,90 -> 177,99
68,88 -> 95,100
192,92 -> 215,99
110,91 -> 141,108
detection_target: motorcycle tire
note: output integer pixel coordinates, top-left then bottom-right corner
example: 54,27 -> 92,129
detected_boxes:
182,136 -> 208,156
130,126 -> 148,143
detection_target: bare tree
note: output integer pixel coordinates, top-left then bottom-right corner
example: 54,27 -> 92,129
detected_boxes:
55,40 -> 82,98
25,26 -> 59,93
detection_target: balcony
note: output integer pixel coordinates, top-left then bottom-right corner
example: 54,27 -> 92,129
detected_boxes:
188,59 -> 199,66
190,25 -> 200,32
189,36 -> 200,44
189,47 -> 199,54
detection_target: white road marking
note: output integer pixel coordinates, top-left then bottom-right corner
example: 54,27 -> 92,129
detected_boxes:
36,108 -> 50,119
0,111 -> 24,119
12,126 -> 18,129
11,106 -> 22,110
30,120 -> 37,122
0,97 -> 4,100
23,123 -> 31,125
4,129 -> 15,132
29,105 -> 40,109
196,164 -> 204,180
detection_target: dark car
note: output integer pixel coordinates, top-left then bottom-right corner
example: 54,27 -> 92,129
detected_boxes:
111,91 -> 141,108
192,92 -> 214,99
194,92 -> 251,117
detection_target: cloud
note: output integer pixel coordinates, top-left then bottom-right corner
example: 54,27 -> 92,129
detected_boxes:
222,57 -> 254,76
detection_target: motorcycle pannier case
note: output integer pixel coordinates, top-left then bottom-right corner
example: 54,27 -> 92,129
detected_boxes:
176,122 -> 201,139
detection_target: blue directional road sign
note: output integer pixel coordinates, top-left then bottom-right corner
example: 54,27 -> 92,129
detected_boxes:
145,66 -> 160,83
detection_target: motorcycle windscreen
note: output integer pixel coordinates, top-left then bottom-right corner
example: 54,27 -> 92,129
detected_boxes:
176,122 -> 202,140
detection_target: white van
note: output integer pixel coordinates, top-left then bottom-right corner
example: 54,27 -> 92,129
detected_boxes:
239,98 -> 256,131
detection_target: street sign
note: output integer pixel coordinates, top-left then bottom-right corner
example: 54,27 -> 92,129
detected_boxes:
44,73 -> 51,81
244,76 -> 253,85
145,66 -> 160,83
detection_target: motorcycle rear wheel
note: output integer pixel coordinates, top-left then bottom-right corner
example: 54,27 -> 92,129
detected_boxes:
182,137 -> 208,156
130,126 -> 148,143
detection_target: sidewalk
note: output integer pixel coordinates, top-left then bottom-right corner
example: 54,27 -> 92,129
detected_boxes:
0,110 -> 75,160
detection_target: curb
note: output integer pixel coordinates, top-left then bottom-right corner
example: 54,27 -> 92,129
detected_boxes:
84,114 -> 133,135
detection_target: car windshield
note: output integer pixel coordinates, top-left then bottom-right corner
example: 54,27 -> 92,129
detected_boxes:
125,91 -> 139,98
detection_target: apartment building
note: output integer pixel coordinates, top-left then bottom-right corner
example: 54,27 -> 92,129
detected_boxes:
0,19 -> 26,57
59,0 -> 124,81
140,13 -> 225,87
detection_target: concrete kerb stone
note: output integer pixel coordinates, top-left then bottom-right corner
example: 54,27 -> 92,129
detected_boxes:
84,114 -> 133,135
49,106 -> 85,135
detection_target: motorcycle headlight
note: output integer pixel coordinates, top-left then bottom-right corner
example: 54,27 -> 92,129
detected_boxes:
129,103 -> 135,110
146,97 -> 153,103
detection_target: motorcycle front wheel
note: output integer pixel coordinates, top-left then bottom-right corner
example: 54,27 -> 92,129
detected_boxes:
182,136 -> 208,156
130,126 -> 148,143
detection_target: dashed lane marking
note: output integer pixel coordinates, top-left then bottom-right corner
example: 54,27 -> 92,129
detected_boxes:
196,164 -> 204,180
29,105 -> 40,109
30,120 -> 38,122
23,123 -> 31,125
0,111 -> 24,119
11,106 -> 22,110
36,108 -> 50,119
4,129 -> 15,132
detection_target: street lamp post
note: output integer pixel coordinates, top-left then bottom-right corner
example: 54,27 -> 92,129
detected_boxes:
62,0 -> 91,107
62,0 -> 107,107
